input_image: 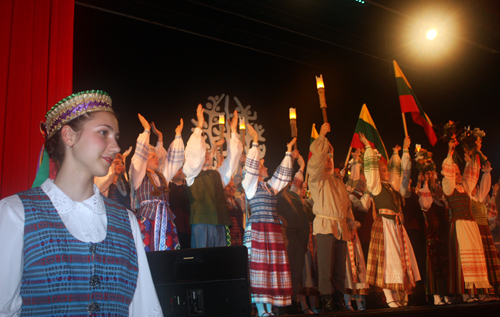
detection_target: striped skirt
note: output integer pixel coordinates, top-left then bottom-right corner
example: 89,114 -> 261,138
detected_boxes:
477,224 -> 500,294
244,221 -> 292,306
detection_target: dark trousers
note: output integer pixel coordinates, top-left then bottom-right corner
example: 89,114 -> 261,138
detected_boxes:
316,233 -> 347,299
282,228 -> 309,301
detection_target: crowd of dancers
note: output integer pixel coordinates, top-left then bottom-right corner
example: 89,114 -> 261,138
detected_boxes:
1,90 -> 499,316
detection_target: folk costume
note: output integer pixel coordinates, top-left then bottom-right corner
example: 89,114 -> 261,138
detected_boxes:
276,170 -> 310,303
183,127 -> 243,248
308,135 -> 355,309
417,183 -> 450,297
343,162 -> 370,309
242,142 -> 293,307
471,164 -> 500,294
226,196 -> 245,246
441,153 -> 491,294
130,129 -> 184,252
0,91 -> 162,316
363,147 -> 421,293
95,156 -> 131,210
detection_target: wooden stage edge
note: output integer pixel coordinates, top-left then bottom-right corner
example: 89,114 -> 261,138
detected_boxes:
293,301 -> 500,316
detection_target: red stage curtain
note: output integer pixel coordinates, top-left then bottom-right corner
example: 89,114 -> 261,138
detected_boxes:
0,0 -> 74,198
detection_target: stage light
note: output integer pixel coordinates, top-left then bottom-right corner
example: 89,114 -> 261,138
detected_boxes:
426,29 -> 437,40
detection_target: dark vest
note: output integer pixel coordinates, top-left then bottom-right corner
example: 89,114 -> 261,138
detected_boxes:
188,169 -> 231,226
445,189 -> 474,222
372,182 -> 403,221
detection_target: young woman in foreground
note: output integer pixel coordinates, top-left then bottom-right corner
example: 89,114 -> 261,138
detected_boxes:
0,91 -> 162,316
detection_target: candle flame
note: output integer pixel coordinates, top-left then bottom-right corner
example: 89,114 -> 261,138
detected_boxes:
316,74 -> 324,89
219,114 -> 225,125
239,116 -> 245,129
416,144 -> 421,152
289,108 -> 296,120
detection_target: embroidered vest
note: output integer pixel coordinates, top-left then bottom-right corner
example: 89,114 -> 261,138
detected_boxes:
19,188 -> 138,317
188,169 -> 231,226
445,189 -> 474,222
137,172 -> 169,220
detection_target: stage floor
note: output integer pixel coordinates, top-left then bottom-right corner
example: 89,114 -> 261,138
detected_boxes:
288,301 -> 500,316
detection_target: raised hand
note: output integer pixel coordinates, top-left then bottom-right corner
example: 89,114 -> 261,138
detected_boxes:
138,114 -> 150,131
392,145 -> 401,153
122,146 -> 133,160
291,149 -> 300,161
247,124 -> 259,143
230,110 -> 238,133
196,104 -> 205,129
320,123 -> 330,137
287,137 -> 297,152
403,136 -> 411,150
213,138 -> 225,149
359,133 -> 370,147
352,147 -> 361,160
151,122 -> 163,143
175,118 -> 184,136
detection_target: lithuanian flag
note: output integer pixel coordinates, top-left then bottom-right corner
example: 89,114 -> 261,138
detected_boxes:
350,104 -> 388,164
308,124 -> 319,161
393,60 -> 438,146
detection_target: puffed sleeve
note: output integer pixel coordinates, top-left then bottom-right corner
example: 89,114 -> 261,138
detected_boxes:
159,135 -> 185,183
217,133 -> 243,186
0,195 -> 25,317
241,142 -> 260,200
130,130 -> 151,190
183,127 -> 206,187
364,146 -> 382,196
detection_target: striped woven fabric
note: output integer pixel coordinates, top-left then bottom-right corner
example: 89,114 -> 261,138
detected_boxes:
19,188 -> 138,316
244,221 -> 292,306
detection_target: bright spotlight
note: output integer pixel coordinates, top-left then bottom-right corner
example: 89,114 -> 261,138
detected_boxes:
426,29 -> 437,40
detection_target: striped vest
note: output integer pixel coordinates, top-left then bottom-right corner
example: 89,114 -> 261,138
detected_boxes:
445,189 -> 474,222
247,183 -> 280,224
137,172 -> 169,220
19,188 -> 138,317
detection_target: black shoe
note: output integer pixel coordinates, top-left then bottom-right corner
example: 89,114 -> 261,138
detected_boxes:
321,295 -> 335,313
333,300 -> 350,312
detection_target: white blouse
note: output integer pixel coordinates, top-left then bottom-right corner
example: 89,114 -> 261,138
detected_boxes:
0,179 -> 163,317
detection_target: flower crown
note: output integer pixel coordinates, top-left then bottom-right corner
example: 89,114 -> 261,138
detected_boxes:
42,90 -> 113,139
459,126 -> 485,152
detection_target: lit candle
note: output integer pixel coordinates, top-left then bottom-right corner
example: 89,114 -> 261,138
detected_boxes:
289,108 -> 296,120
239,116 -> 245,130
315,74 -> 328,123
219,114 -> 225,125
415,144 -> 421,152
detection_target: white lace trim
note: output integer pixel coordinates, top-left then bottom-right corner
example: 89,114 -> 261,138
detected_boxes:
40,179 -> 107,243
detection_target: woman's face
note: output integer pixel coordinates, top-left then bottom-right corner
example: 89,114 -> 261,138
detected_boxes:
225,180 -> 236,198
379,163 -> 389,182
113,154 -> 125,175
69,111 -> 120,177
147,151 -> 159,171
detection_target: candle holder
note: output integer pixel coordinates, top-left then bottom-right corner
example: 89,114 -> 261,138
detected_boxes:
289,108 -> 297,150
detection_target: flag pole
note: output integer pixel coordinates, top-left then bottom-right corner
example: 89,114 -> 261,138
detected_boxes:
401,113 -> 408,137
344,146 -> 352,173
